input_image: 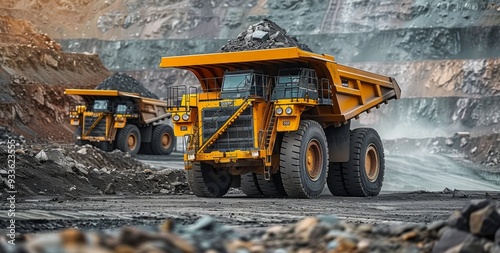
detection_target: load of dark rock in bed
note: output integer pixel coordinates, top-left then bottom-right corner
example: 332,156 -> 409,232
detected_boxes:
96,72 -> 158,99
218,19 -> 313,53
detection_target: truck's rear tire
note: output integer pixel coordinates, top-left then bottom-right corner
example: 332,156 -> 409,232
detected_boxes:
116,125 -> 141,156
326,162 -> 349,196
241,173 -> 263,197
330,128 -> 384,197
187,162 -> 232,198
280,120 -> 328,198
256,173 -> 287,197
151,125 -> 175,155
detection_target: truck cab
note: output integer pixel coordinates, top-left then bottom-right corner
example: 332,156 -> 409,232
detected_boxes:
273,68 -> 318,101
221,70 -> 266,99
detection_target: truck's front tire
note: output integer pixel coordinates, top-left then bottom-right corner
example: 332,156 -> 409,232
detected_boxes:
151,125 -> 175,155
328,128 -> 384,197
187,162 -> 232,198
74,126 -> 88,146
280,120 -> 328,198
256,173 -> 287,197
116,125 -> 141,156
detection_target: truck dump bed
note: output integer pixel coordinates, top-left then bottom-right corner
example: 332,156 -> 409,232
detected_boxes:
159,47 -> 401,123
65,89 -> 170,124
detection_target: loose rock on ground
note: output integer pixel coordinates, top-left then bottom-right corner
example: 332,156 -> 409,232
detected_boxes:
2,200 -> 500,253
0,128 -> 189,198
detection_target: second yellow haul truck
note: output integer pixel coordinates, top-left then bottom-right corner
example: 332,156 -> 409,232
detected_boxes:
160,47 -> 401,198
65,89 -> 175,156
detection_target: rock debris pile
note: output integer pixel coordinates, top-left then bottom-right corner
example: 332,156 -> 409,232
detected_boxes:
0,126 -> 27,147
0,15 -> 109,141
2,200 -> 499,252
434,199 -> 500,253
0,15 -> 62,51
0,129 -> 189,198
218,19 -> 313,53
96,72 -> 159,99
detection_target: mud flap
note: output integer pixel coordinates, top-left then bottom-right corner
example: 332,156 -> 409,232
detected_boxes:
325,121 -> 350,163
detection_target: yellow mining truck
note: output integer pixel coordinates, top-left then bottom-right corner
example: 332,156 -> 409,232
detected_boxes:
65,89 -> 175,156
159,47 -> 401,198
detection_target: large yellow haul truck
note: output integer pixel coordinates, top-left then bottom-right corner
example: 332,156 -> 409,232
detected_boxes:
65,89 -> 175,156
159,47 -> 401,198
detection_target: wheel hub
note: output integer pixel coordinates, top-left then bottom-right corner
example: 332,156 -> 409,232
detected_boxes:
127,134 -> 137,150
306,140 -> 322,181
365,144 -> 379,182
161,133 -> 171,148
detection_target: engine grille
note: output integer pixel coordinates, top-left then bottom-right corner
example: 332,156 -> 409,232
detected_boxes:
202,107 -> 254,152
83,116 -> 107,137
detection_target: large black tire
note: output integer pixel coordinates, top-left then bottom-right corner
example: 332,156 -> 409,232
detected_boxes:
151,125 -> 175,155
256,173 -> 287,197
326,162 -> 349,196
240,173 -> 263,197
74,126 -> 90,146
74,126 -> 83,146
187,162 -> 232,198
280,120 -> 328,198
116,125 -> 141,156
328,128 -> 385,197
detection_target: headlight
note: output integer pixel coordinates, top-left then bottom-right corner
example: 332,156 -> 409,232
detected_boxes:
173,114 -> 180,121
251,149 -> 259,159
276,107 -> 283,115
182,114 -> 190,121
285,107 -> 293,115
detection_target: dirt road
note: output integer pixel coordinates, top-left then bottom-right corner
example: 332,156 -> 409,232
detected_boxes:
2,149 -> 498,235
4,191 -> 498,234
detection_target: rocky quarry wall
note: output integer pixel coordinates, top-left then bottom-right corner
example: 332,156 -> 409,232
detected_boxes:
0,15 -> 110,142
0,0 -> 499,164
0,2 -> 499,252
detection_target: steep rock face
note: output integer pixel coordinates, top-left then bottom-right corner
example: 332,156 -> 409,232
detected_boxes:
0,0 -> 498,40
0,15 -> 110,141
351,59 -> 500,97
58,25 -> 500,69
356,97 -> 500,139
1,1 -> 499,145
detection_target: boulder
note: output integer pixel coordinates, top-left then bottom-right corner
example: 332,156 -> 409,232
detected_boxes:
469,205 -> 500,237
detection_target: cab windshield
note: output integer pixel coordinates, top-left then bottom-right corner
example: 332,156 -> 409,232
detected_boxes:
93,100 -> 109,112
278,76 -> 300,85
222,74 -> 252,91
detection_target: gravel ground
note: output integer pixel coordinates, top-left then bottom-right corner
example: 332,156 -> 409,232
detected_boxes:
1,192 -> 500,252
